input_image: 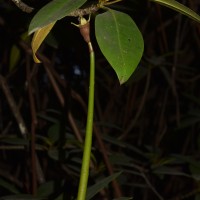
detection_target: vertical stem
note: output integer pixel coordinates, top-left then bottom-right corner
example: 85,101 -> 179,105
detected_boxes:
77,42 -> 95,200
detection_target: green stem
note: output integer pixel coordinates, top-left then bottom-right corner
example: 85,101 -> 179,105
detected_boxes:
77,42 -> 95,200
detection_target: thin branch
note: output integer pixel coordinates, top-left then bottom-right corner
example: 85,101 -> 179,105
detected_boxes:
94,125 -> 123,198
68,112 -> 83,143
19,40 -> 84,144
10,0 -> 34,13
141,172 -> 164,200
26,54 -> 37,195
67,4 -> 99,17
119,70 -> 151,140
0,75 -> 28,138
10,0 -> 100,16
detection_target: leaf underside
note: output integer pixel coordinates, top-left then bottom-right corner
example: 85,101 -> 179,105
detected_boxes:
31,22 -> 56,63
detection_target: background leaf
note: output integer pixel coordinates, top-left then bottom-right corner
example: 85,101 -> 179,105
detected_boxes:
28,0 -> 87,34
0,195 -> 43,200
37,181 -> 64,197
95,9 -> 144,84
150,0 -> 200,23
9,45 -> 20,71
0,178 -> 19,194
86,172 -> 122,200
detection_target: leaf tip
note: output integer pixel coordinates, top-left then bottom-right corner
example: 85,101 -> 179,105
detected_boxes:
33,54 -> 41,63
28,24 -> 37,35
119,76 -> 127,85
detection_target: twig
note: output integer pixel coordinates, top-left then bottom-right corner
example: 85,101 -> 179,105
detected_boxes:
42,62 -> 84,143
68,112 -> 83,143
26,54 -> 37,195
1,121 -> 13,135
19,40 -> 84,143
155,89 -> 169,146
141,172 -> 164,200
0,73 -> 45,189
94,125 -> 122,198
67,4 -> 99,17
10,0 -> 99,16
119,70 -> 151,140
10,0 -> 34,13
0,75 -> 28,138
171,11 -> 183,126
43,62 -> 65,106
155,4 -> 169,51
0,169 -> 23,188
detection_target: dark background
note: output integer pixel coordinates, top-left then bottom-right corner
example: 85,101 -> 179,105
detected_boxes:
0,0 -> 200,199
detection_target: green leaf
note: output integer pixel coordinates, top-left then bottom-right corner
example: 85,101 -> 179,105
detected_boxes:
28,0 -> 87,34
150,0 -> 200,23
86,172 -> 122,200
95,9 -> 144,84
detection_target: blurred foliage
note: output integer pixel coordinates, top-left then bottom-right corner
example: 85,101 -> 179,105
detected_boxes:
0,0 -> 200,199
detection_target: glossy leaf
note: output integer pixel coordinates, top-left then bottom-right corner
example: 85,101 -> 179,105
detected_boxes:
150,0 -> 200,23
29,0 -> 87,34
31,22 -> 56,63
95,9 -> 144,84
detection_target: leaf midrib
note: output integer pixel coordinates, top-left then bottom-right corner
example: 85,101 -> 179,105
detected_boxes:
110,10 -> 126,78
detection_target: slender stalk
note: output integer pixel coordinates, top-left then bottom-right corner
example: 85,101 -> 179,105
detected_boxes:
77,42 -> 95,200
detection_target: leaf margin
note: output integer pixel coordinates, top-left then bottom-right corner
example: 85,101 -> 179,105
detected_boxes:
28,0 -> 87,34
150,0 -> 200,23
